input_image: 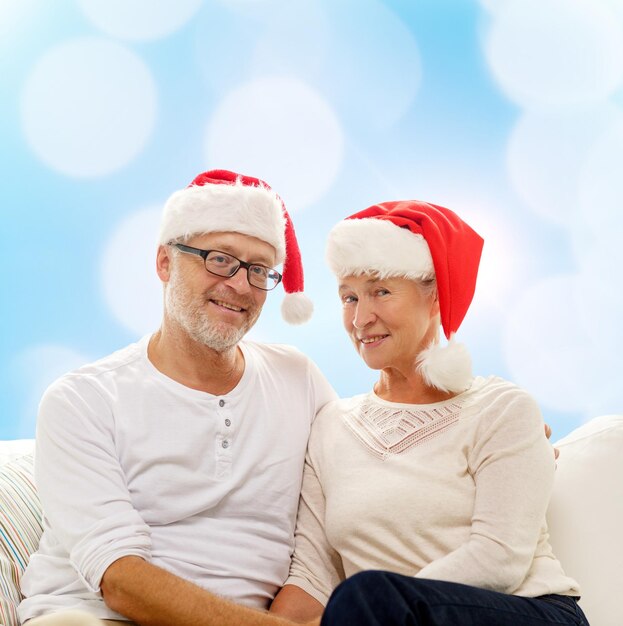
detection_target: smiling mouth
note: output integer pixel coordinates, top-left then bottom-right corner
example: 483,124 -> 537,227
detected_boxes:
210,298 -> 245,313
360,335 -> 389,344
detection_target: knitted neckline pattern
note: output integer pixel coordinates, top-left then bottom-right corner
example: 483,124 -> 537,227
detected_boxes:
342,394 -> 465,460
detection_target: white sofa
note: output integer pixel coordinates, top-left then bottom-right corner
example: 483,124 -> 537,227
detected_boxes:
1,415 -> 622,626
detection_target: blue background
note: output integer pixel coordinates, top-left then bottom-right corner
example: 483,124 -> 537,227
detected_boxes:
2,0 -> 622,440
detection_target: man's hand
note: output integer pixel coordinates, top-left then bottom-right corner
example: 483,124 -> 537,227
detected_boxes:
101,556 -> 300,626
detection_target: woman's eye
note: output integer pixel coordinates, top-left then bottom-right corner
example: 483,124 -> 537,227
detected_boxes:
376,289 -> 389,296
342,295 -> 357,304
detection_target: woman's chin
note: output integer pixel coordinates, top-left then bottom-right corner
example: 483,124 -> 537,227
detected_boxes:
357,350 -> 387,371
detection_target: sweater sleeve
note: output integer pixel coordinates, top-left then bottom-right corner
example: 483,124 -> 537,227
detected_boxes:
415,388 -> 554,593
34,375 -> 152,593
306,355 -> 339,420
285,448 -> 345,606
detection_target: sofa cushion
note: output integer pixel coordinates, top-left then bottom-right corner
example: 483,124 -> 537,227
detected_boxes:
0,454 -> 43,626
548,414 -> 623,626
0,440 -> 35,467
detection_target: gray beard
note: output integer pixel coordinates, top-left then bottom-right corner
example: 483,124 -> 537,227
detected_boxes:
165,269 -> 256,353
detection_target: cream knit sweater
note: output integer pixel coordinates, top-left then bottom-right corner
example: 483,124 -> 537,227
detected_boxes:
286,376 -> 580,605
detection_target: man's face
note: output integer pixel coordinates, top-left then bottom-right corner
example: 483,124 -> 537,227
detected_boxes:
163,231 -> 276,352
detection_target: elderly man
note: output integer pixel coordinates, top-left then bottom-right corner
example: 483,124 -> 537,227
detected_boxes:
19,170 -> 335,626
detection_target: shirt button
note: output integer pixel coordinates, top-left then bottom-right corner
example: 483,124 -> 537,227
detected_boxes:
219,399 -> 225,407
222,440 -> 229,449
225,419 -> 231,427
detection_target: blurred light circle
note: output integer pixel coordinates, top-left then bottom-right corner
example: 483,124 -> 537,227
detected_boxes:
206,76 -> 344,211
77,0 -> 203,41
13,344 -> 90,435
572,118 -> 623,345
484,0 -> 623,108
577,120 -> 623,244
507,105 -> 623,225
574,248 -> 623,349
249,0 -> 421,130
451,204 -> 523,314
322,0 -> 421,130
14,344 -> 90,391
101,208 -> 163,336
477,0 -> 513,13
601,0 -> 623,19
573,246 -> 623,417
502,275 -> 606,412
0,0 -> 37,50
21,37 -> 156,177
250,2 -> 329,84
215,0 -> 287,15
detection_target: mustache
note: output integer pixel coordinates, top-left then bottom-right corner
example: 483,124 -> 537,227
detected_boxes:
203,288 -> 255,311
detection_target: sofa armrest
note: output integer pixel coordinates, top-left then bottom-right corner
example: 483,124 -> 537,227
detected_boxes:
548,414 -> 623,626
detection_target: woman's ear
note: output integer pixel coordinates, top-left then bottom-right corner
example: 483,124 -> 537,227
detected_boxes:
429,290 -> 441,320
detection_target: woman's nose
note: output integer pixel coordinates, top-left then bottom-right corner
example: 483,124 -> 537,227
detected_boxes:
352,301 -> 375,329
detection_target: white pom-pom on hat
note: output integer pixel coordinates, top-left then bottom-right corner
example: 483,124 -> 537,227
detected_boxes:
417,335 -> 474,393
281,292 -> 314,325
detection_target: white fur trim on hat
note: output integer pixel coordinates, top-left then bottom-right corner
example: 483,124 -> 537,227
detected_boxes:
416,336 -> 473,393
281,292 -> 314,325
159,180 -> 287,263
326,218 -> 434,279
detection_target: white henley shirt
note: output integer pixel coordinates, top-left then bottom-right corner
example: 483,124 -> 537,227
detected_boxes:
19,336 -> 336,622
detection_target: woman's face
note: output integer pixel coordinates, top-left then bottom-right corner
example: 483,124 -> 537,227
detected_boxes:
339,274 -> 440,372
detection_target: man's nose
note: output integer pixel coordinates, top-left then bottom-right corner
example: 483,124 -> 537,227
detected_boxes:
223,266 -> 252,293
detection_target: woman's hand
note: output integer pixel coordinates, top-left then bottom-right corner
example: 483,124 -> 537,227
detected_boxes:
544,423 -> 560,460
270,584 -> 324,623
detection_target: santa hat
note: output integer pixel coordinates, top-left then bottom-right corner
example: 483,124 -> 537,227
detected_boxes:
159,169 -> 312,324
326,200 -> 484,393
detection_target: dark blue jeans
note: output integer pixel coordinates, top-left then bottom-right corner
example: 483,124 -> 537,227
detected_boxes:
320,571 -> 589,626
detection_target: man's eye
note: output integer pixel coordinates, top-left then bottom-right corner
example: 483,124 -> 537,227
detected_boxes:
250,266 -> 268,277
209,254 -> 233,265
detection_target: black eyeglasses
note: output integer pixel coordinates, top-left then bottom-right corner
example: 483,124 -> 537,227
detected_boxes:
171,243 -> 283,291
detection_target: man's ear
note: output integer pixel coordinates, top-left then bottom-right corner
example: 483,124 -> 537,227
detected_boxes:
156,244 -> 172,283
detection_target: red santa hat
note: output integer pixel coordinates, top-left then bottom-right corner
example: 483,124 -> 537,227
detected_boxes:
326,200 -> 484,393
159,169 -> 312,324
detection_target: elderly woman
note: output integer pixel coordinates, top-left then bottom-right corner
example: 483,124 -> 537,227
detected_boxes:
270,201 -> 588,625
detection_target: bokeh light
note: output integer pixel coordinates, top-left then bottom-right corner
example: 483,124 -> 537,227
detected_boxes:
77,0 -> 203,41
21,37 -> 157,177
101,208 -> 163,337
485,0 -> 623,109
507,105 -> 623,225
205,76 -> 344,211
10,345 -> 90,438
